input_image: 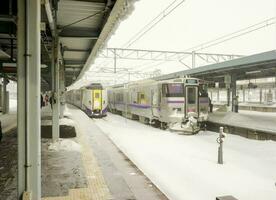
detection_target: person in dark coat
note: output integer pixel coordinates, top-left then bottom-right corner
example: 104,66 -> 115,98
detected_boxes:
0,121 -> 2,142
41,94 -> 44,108
209,97 -> 213,113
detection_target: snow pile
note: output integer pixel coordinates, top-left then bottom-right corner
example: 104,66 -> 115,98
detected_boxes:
48,139 -> 81,152
94,113 -> 276,200
63,105 -> 73,118
41,118 -> 75,126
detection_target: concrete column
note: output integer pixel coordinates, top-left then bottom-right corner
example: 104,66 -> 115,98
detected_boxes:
52,36 -> 60,141
2,76 -> 7,114
59,61 -> 65,118
217,88 -> 220,103
243,87 -> 245,103
17,0 -> 41,199
231,75 -> 237,112
5,91 -> 9,114
259,88 -> 262,104
227,88 -> 230,106
0,84 -> 2,109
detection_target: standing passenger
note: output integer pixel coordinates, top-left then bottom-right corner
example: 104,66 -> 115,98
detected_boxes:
208,97 -> 213,113
0,121 -> 2,142
41,94 -> 44,108
234,95 -> 239,113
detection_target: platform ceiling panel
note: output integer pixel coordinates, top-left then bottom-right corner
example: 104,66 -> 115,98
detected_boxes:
60,38 -> 94,50
57,0 -> 110,86
57,0 -> 105,28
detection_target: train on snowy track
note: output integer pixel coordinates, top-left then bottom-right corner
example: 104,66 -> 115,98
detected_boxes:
66,83 -> 108,118
107,77 -> 209,134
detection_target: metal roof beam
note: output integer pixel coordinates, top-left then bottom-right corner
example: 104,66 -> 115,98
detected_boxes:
59,27 -> 100,39
63,48 -> 91,52
0,15 -> 16,23
64,59 -> 86,65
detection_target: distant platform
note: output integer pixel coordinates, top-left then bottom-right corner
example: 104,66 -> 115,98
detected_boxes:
214,103 -> 276,112
208,110 -> 276,140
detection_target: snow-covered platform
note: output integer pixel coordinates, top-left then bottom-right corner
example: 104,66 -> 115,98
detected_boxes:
238,103 -> 276,112
93,112 -> 276,200
65,104 -> 168,200
0,111 -> 17,133
214,102 -> 276,112
208,110 -> 276,140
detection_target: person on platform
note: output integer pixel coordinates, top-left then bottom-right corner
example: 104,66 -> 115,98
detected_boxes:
0,121 -> 2,142
233,95 -> 239,113
208,97 -> 213,113
41,94 -> 44,108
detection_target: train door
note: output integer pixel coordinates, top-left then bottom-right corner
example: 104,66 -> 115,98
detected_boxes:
102,89 -> 107,111
92,89 -> 102,111
185,86 -> 198,117
151,89 -> 159,117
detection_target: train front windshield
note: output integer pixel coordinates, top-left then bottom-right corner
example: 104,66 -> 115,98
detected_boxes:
187,87 -> 196,104
162,83 -> 184,97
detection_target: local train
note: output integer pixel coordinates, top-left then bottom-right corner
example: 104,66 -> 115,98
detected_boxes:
66,83 -> 108,118
107,77 -> 209,134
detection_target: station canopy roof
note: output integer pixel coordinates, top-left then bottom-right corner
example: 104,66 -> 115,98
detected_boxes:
155,50 -> 276,82
0,0 -> 137,90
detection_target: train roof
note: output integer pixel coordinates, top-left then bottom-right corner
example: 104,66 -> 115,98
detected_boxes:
83,83 -> 103,90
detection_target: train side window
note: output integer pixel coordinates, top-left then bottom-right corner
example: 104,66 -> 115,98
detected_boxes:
137,92 -> 146,104
162,84 -> 168,97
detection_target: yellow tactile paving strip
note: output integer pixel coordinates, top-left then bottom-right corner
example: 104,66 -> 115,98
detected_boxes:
42,123 -> 112,200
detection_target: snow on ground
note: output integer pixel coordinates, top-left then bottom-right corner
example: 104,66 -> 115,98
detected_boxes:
94,113 -> 276,200
9,99 -> 17,112
41,117 -> 76,126
47,138 -> 82,152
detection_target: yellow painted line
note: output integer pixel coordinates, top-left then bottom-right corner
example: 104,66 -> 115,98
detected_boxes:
43,121 -> 112,200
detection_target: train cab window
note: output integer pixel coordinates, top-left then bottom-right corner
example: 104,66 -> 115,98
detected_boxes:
187,87 -> 196,104
162,83 -> 184,97
95,93 -> 100,98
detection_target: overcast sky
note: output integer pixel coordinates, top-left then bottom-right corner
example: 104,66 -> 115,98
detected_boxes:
77,0 -> 276,87
108,0 -> 276,54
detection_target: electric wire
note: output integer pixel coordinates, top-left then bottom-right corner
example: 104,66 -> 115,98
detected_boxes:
124,0 -> 186,48
122,0 -> 179,47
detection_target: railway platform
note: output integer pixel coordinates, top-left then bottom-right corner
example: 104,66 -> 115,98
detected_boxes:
0,104 -> 168,200
207,110 -> 276,140
214,103 -> 276,112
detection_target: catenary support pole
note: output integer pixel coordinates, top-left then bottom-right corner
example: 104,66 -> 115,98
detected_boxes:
17,0 -> 41,199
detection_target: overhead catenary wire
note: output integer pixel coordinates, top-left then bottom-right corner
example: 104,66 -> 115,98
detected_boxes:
122,0 -> 186,48
183,17 -> 276,53
82,0 -> 186,86
121,0 -> 178,47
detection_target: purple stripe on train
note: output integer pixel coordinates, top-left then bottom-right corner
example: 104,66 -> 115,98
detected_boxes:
129,103 -> 151,109
114,102 -> 151,109
102,106 -> 108,114
167,100 -> 185,104
84,105 -> 92,115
